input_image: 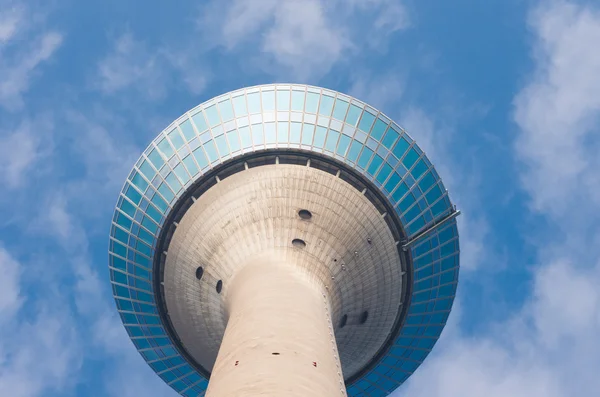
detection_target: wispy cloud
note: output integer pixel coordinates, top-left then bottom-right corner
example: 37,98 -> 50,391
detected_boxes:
0,4 -> 62,111
198,0 -> 410,81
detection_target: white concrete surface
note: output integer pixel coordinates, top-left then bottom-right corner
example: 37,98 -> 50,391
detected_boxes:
163,163 -> 403,383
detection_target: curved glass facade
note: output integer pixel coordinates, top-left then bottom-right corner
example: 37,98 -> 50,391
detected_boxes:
108,84 -> 460,396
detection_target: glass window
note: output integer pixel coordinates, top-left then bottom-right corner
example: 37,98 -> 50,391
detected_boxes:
179,119 -> 196,141
346,104 -> 362,126
382,127 -> 399,149
218,99 -> 234,122
333,98 -> 349,120
391,182 -> 409,203
291,90 -> 305,111
247,92 -> 261,114
203,140 -> 218,162
376,163 -> 393,184
191,112 -> 208,134
167,128 -> 185,150
182,155 -> 199,177
130,172 -> 149,192
392,137 -> 410,160
264,123 -> 276,144
138,160 -> 156,181
358,111 -> 376,133
173,164 -> 190,185
347,140 -> 362,162
325,130 -> 340,152
277,122 -> 289,143
125,186 -> 142,205
165,173 -> 182,193
157,138 -> 175,159
204,105 -> 220,127
276,90 -> 290,111
357,147 -> 374,169
318,95 -> 334,116
232,95 -> 247,116
290,122 -> 302,144
261,90 -> 275,111
399,193 -> 416,214
193,147 -> 209,169
227,130 -> 241,152
371,119 -> 388,141
313,126 -> 327,148
151,194 -> 168,214
384,171 -> 401,194
411,158 -> 428,179
418,171 -> 436,193
402,147 -> 419,169
251,124 -> 264,146
215,134 -> 229,156
120,199 -> 136,217
239,126 -> 252,148
301,124 -> 315,145
336,134 -> 351,156
367,154 -> 383,176
305,92 -> 319,113
148,149 -> 165,170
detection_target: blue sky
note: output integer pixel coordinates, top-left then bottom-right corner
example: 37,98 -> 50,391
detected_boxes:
1,0 -> 599,396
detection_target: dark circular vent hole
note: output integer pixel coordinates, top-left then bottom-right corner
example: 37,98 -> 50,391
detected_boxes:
272,352 -> 280,355
292,238 -> 306,248
359,311 -> 369,324
298,209 -> 312,220
216,280 -> 223,293
339,314 -> 348,328
195,266 -> 204,280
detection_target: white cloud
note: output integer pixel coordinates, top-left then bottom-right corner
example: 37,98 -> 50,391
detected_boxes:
0,4 -> 23,43
0,28 -> 62,110
0,119 -> 49,189
398,2 -> 600,396
514,0 -> 600,229
0,246 -> 22,319
198,0 -> 410,80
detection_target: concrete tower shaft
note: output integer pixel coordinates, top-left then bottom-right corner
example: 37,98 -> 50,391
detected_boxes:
205,261 -> 345,397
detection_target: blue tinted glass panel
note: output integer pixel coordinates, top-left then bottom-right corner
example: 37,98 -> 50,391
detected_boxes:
261,90 -> 275,111
204,140 -> 218,162
247,92 -> 261,113
165,172 -> 182,193
376,163 -> 393,184
367,155 -> 383,176
358,147 -> 374,169
336,134 -> 351,156
179,120 -> 196,141
277,122 -> 289,143
227,130 -> 241,152
191,112 -> 208,133
318,95 -> 334,116
346,105 -> 362,126
325,130 -> 340,152
264,123 -> 276,144
131,172 -> 149,192
291,91 -> 305,111
168,129 -> 184,149
204,105 -> 220,127
157,138 -> 174,159
301,124 -> 314,145
411,159 -> 428,179
358,111 -> 376,133
218,100 -> 234,122
347,140 -> 362,162
313,126 -> 327,148
276,90 -> 290,111
333,99 -> 349,120
239,126 -> 252,148
382,128 -> 399,149
290,122 -> 302,143
251,124 -> 264,145
173,164 -> 189,185
215,134 -> 229,156
232,95 -> 247,116
139,160 -> 156,180
371,119 -> 388,141
193,148 -> 208,169
392,182 -> 409,203
402,147 -> 419,169
384,171 -> 401,194
151,194 -> 168,213
305,92 -> 319,113
392,137 -> 410,160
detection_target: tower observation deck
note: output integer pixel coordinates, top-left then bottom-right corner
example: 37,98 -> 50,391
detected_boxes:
108,84 -> 460,396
